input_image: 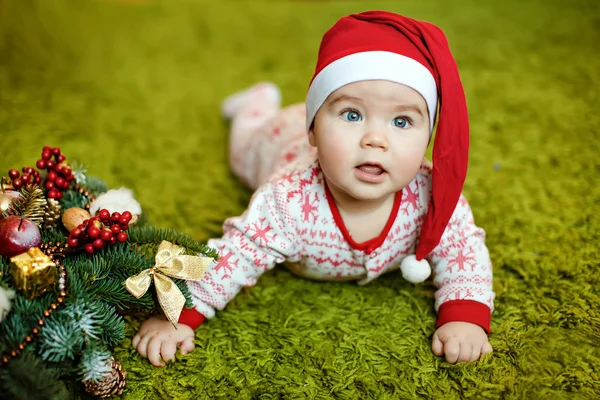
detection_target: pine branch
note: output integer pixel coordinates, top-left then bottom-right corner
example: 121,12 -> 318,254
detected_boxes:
0,256 -> 11,286
38,313 -> 85,363
0,351 -> 70,400
59,189 -> 92,211
62,301 -> 102,341
127,225 -> 220,260
0,293 -> 53,353
78,341 -> 112,383
92,302 -> 125,347
84,177 -> 109,196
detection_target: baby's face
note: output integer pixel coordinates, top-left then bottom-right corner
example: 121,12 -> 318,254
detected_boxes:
309,80 -> 430,204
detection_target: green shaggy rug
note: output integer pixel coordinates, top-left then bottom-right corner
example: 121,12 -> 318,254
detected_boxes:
1,0 -> 599,398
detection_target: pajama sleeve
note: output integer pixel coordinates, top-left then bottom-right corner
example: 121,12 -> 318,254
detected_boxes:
427,195 -> 495,333
182,182 -> 300,324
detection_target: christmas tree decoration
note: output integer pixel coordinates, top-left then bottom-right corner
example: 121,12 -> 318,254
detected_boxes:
125,240 -> 213,326
0,285 -> 15,323
42,198 -> 62,230
0,215 -> 42,258
90,188 -> 142,225
1,185 -> 47,227
0,188 -> 22,217
61,207 -> 91,232
9,247 -> 58,299
0,192 -> 20,215
82,357 -> 127,399
0,145 -> 218,399
66,209 -> 132,254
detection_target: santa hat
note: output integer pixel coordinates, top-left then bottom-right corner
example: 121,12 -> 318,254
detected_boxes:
306,11 -> 469,283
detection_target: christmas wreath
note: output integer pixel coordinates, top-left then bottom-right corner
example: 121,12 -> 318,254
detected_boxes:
0,146 -> 217,399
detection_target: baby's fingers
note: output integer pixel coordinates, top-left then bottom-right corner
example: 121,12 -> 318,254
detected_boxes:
481,341 -> 493,356
161,341 -> 177,364
431,333 -> 444,356
443,338 -> 461,364
179,337 -> 195,355
147,336 -> 166,367
135,333 -> 154,359
132,333 -> 141,349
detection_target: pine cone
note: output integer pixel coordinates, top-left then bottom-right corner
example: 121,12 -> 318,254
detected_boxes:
83,358 -> 127,398
43,198 -> 62,230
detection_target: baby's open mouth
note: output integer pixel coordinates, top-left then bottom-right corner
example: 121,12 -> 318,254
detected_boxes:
356,163 -> 385,175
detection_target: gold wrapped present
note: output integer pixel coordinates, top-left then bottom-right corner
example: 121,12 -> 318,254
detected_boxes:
10,247 -> 58,299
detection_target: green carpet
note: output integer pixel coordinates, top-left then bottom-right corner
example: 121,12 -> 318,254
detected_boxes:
1,0 -> 599,398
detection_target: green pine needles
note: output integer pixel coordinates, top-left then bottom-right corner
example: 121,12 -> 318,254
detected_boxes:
0,176 -> 216,399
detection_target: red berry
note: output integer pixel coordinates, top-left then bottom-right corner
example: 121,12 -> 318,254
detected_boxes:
58,155 -> 65,163
43,145 -> 51,152
121,211 -> 132,222
51,147 -> 61,156
54,164 -> 63,174
118,216 -> 129,225
110,225 -> 121,234
101,230 -> 113,241
35,176 -> 41,184
117,232 -> 128,242
54,190 -> 63,200
36,160 -> 46,169
55,177 -> 66,188
66,174 -> 75,182
85,243 -> 94,254
71,228 -> 82,238
110,236 -> 116,245
46,160 -> 55,169
48,189 -> 59,199
93,239 -> 104,249
88,227 -> 100,239
21,173 -> 30,182
42,151 -> 51,161
111,212 -> 121,222
67,238 -> 79,247
120,224 -> 129,231
12,179 -> 23,189
45,181 -> 55,190
47,171 -> 57,181
8,169 -> 20,179
99,209 -> 110,219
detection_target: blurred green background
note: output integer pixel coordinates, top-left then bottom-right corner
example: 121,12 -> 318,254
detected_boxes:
1,0 -> 599,399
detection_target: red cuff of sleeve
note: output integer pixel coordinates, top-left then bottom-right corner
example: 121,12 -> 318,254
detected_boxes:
436,300 -> 491,334
178,307 -> 206,330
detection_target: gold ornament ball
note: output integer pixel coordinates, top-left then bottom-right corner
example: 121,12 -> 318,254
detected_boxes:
61,207 -> 91,232
0,191 -> 22,215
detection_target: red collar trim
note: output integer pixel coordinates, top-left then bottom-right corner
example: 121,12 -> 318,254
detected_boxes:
324,181 -> 402,254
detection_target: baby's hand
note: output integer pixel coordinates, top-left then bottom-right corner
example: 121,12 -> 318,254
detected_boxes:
431,321 -> 492,364
132,315 -> 195,367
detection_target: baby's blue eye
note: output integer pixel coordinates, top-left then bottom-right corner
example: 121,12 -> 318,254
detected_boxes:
342,111 -> 362,122
393,117 -> 409,128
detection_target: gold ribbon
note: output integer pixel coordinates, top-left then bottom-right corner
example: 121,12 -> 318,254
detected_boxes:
125,240 -> 213,326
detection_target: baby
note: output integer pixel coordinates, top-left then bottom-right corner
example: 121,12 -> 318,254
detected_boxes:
133,10 -> 495,366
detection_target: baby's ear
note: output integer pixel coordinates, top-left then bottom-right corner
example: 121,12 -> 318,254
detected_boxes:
308,125 -> 316,147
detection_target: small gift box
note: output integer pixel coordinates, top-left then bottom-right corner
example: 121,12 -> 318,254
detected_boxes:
10,247 -> 58,299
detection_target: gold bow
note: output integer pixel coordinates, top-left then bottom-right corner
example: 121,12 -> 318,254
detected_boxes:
125,240 -> 213,327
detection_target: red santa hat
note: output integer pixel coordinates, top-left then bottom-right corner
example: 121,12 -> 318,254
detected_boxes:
306,11 -> 470,283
